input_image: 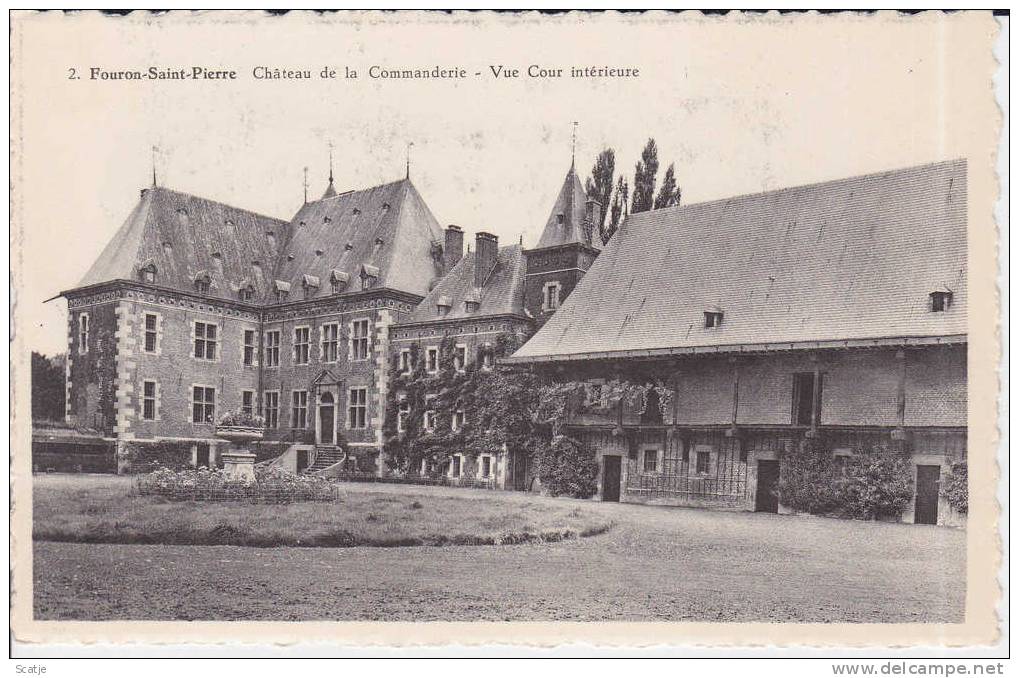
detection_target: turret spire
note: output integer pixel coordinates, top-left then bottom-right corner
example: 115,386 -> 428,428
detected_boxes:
303,166 -> 308,204
406,141 -> 414,180
151,145 -> 158,187
328,140 -> 334,186
571,121 -> 578,171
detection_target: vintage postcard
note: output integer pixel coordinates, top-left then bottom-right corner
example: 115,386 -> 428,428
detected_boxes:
9,10 -> 1004,651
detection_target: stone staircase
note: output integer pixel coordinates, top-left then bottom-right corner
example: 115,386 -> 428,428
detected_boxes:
303,447 -> 345,474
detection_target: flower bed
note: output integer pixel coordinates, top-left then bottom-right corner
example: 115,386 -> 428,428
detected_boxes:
136,465 -> 340,503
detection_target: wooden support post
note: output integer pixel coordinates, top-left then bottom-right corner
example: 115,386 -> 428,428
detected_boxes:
727,357 -> 740,438
892,349 -> 908,444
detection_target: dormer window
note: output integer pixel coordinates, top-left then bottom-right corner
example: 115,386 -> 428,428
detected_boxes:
344,243 -> 354,251
465,300 -> 480,314
437,295 -> 452,317
556,213 -> 565,225
704,306 -> 724,328
382,202 -> 391,211
238,282 -> 255,302
360,264 -> 380,290
302,274 -> 321,299
194,272 -> 211,294
930,289 -> 953,312
138,260 -> 157,284
330,269 -> 350,294
323,216 -> 332,224
273,280 -> 291,304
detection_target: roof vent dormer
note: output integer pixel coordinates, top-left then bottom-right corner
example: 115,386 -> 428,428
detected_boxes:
930,287 -> 953,312
437,295 -> 452,317
704,305 -> 724,328
137,259 -> 157,284
330,269 -> 350,294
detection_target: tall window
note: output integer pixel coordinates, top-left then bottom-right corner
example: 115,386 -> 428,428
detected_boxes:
192,386 -> 215,424
480,351 -> 493,371
348,388 -> 367,429
321,323 -> 339,363
450,454 -> 463,478
78,313 -> 89,354
241,390 -> 254,416
643,449 -> 659,473
426,346 -> 439,374
351,319 -> 370,360
194,321 -> 217,360
291,390 -> 308,428
293,327 -> 310,365
696,450 -> 710,474
451,410 -> 465,432
542,281 -> 561,311
792,372 -> 823,426
143,313 -> 158,353
480,455 -> 492,479
453,345 -> 467,372
399,349 -> 412,374
397,399 -> 410,432
264,330 -> 280,367
423,395 -> 437,432
242,330 -> 256,366
142,380 -> 157,420
263,391 -> 279,428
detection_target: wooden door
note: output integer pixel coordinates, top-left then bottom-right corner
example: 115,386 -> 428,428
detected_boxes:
914,465 -> 941,525
602,455 -> 622,502
755,459 -> 780,513
196,443 -> 210,469
319,393 -> 335,445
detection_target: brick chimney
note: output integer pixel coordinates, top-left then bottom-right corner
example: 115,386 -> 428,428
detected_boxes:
444,225 -> 464,273
584,199 -> 602,244
474,232 -> 498,288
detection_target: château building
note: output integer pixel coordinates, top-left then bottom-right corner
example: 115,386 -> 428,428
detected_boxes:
52,159 -> 598,483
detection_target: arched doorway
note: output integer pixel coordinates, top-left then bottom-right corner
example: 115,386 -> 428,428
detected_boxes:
318,392 -> 335,445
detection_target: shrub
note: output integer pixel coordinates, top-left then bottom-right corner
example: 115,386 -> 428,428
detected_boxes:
835,449 -> 915,520
534,435 -> 599,499
136,465 -> 340,503
777,439 -> 842,515
779,442 -> 914,520
942,461 -> 968,514
118,441 -> 193,474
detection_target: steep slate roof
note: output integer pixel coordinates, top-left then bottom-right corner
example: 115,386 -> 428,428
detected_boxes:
404,244 -> 526,323
535,165 -> 596,249
511,159 -> 967,362
274,178 -> 444,300
78,187 -> 287,302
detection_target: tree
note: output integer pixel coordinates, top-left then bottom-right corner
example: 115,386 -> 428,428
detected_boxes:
630,137 -> 659,214
32,351 -> 65,421
584,149 -> 615,242
605,175 -> 628,244
653,163 -> 682,209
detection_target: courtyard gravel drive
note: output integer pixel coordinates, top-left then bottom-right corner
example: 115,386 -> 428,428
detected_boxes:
33,483 -> 965,622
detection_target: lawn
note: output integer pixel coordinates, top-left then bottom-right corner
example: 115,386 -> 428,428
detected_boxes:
32,474 -> 611,547
32,475 -> 966,622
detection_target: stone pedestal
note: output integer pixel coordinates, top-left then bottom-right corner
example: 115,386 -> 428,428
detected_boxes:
221,450 -> 256,483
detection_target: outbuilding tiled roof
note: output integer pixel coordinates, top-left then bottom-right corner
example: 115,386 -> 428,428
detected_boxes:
77,187 -> 287,302
510,159 -> 967,362
404,244 -> 526,323
273,178 -> 444,300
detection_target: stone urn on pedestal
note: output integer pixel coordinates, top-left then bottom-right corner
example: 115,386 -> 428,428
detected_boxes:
215,415 -> 265,483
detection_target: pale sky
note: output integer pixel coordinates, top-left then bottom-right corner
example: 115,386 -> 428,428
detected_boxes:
12,11 -> 996,355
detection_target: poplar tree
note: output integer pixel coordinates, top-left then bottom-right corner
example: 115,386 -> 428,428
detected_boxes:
630,138 -> 659,214
654,163 -> 682,209
584,148 -> 615,242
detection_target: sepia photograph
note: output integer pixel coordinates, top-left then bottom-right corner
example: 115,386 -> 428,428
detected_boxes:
8,8 -> 1005,655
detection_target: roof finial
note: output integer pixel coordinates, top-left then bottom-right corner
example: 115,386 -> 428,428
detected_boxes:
571,121 -> 578,170
151,145 -> 158,187
327,140 -> 334,186
406,141 -> 414,180
303,166 -> 309,204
